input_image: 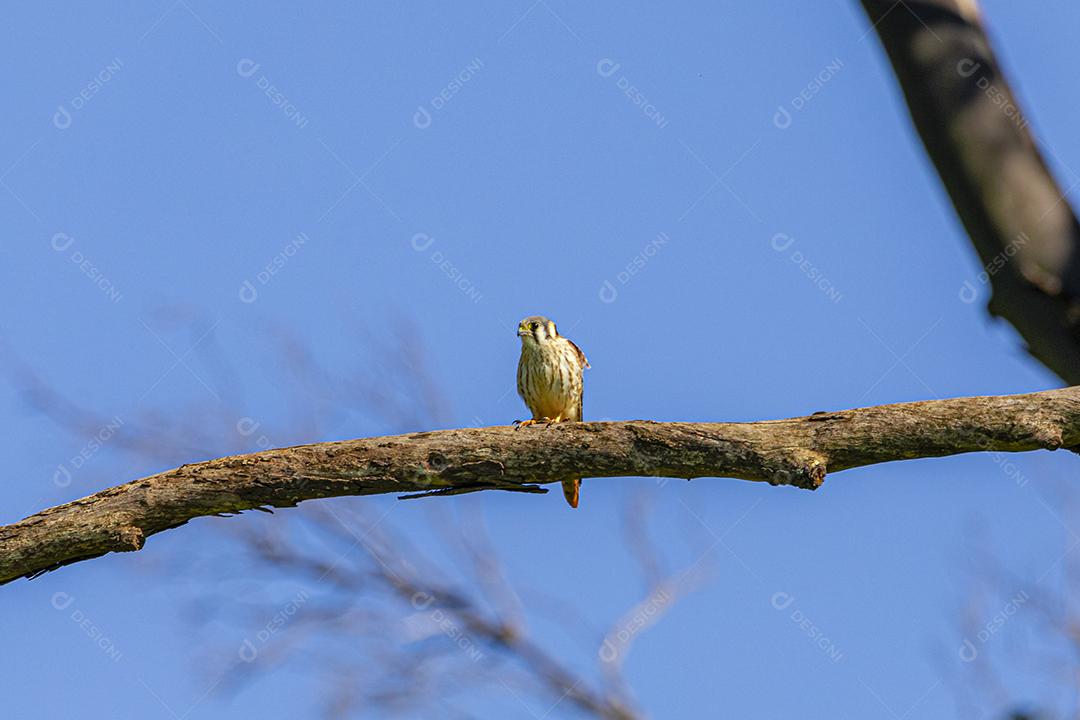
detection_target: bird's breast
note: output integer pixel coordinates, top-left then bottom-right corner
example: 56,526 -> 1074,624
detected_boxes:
517,343 -> 583,420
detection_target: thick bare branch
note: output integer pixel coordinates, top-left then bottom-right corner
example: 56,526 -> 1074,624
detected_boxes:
861,0 -> 1080,383
3,386 -> 1080,584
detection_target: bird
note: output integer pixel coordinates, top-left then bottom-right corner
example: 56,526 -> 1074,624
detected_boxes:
515,315 -> 590,508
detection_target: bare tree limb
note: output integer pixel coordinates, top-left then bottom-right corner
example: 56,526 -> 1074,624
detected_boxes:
3,386 -> 1080,585
861,0 -> 1080,383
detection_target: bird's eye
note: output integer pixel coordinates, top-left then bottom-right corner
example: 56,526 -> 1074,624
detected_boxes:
530,323 -> 539,330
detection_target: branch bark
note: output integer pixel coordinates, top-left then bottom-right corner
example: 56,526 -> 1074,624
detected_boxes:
3,386 -> 1079,585
860,0 -> 1080,383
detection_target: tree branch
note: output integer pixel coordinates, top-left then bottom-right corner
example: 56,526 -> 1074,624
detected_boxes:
860,0 -> 1080,383
4,386 -> 1080,585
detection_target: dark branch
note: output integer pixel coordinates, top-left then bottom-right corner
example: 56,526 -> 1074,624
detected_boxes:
861,0 -> 1080,383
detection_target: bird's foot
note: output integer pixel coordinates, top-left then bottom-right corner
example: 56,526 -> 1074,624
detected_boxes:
514,418 -> 554,430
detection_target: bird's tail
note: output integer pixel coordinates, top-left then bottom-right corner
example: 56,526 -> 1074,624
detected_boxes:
562,478 -> 580,508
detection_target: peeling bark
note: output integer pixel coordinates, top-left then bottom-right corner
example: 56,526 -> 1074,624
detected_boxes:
3,386 -> 1079,584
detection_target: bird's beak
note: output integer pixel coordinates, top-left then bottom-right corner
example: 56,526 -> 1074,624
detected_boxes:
517,327 -> 527,337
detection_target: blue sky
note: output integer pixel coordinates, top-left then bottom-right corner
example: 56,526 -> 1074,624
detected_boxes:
3,1 -> 1079,717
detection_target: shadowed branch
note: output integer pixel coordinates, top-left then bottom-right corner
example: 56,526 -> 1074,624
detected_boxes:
861,0 -> 1080,383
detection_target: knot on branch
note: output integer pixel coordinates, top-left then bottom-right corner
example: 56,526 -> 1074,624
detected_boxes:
767,449 -> 827,490
116,524 -> 145,551
1028,424 -> 1064,451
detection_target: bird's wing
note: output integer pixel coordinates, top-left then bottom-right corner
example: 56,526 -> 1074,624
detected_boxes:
566,338 -> 590,369
516,354 -> 526,400
568,341 -> 585,423
571,382 -> 583,422
565,338 -> 586,507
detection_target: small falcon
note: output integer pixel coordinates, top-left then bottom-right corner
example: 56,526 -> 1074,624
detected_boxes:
514,315 -> 590,508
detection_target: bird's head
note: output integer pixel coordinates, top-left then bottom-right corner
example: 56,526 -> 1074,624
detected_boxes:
517,315 -> 558,347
